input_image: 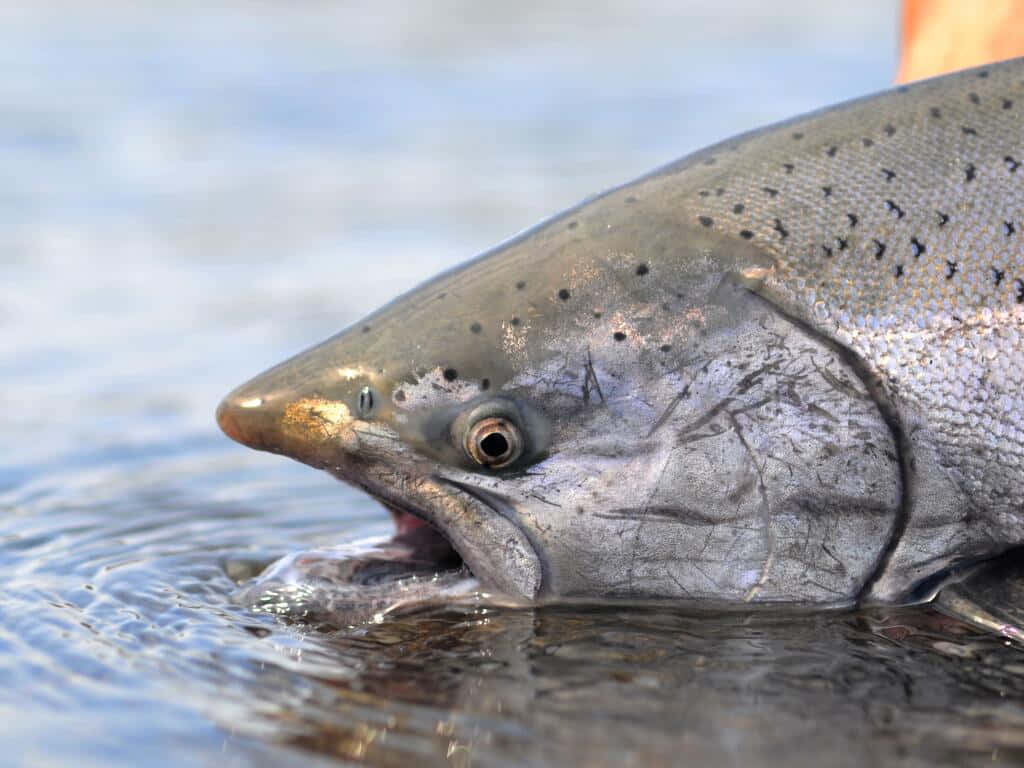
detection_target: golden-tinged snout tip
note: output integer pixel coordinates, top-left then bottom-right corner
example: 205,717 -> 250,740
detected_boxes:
216,398 -> 248,447
216,394 -> 271,450
216,391 -> 355,456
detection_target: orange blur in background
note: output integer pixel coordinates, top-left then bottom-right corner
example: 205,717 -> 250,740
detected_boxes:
898,0 -> 1024,82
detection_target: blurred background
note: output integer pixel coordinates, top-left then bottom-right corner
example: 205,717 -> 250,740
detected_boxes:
0,0 -> 898,480
0,2 -> 904,765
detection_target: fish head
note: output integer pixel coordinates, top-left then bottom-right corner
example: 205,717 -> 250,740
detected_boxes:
218,182 -> 901,604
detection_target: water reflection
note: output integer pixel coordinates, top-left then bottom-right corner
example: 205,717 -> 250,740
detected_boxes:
233,604 -> 1024,766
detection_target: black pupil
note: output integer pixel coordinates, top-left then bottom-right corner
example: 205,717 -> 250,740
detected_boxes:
479,431 -> 509,459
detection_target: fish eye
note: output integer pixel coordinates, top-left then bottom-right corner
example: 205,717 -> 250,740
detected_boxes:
464,416 -> 523,468
357,386 -> 375,416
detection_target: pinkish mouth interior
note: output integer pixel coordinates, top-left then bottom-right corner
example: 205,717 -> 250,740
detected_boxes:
385,505 -> 463,571
388,506 -> 430,536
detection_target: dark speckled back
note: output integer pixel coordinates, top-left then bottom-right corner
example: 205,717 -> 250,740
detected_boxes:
637,59 -> 1024,597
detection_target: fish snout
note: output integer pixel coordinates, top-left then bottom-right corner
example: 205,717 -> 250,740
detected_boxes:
216,391 -> 280,452
217,379 -> 364,469
215,398 -> 247,445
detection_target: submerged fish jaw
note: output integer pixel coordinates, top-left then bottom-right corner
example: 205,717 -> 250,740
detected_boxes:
329,468 -> 544,600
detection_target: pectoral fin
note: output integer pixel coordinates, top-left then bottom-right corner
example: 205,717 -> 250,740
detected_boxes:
934,550 -> 1024,642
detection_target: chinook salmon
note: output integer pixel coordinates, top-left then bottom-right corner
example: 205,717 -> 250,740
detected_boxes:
218,59 -> 1024,607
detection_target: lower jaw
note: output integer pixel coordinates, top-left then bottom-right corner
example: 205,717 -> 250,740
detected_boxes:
335,468 -> 541,599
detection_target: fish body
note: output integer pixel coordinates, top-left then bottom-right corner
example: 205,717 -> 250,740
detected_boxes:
218,59 -> 1024,606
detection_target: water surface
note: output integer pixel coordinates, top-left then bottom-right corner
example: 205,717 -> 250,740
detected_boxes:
5,2 -> 1023,765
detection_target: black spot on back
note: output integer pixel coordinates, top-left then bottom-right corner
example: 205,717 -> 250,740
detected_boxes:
659,344 -> 672,352
739,229 -> 754,240
636,263 -> 649,276
930,107 -> 942,119
862,138 -> 874,147
593,311 -> 602,319
773,218 -> 789,239
557,288 -> 571,301
826,145 -> 838,157
965,163 -> 977,182
783,163 -> 795,174
822,186 -> 833,198
961,125 -> 978,136
394,389 -> 406,402
1003,98 -> 1014,110
481,378 -> 491,391
443,367 -> 458,381
732,203 -> 745,214
470,322 -> 482,334
699,215 -> 714,227
613,331 -> 627,341
516,280 -> 526,290
847,213 -> 858,228
968,92 -> 981,105
511,316 -> 521,326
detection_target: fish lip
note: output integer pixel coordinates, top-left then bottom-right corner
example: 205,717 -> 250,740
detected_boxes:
431,476 -> 549,596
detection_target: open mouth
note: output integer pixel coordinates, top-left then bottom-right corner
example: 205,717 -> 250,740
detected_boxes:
384,503 -> 465,577
333,466 -> 542,599
235,500 -> 476,626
